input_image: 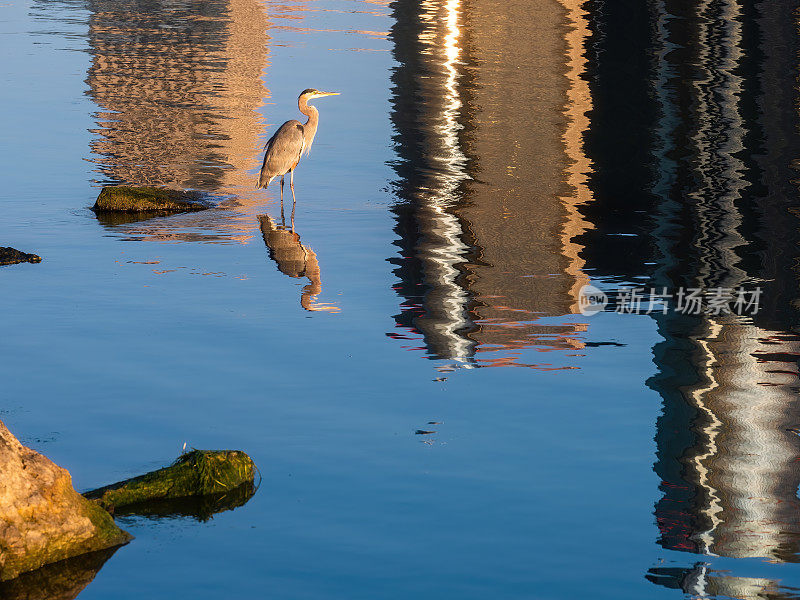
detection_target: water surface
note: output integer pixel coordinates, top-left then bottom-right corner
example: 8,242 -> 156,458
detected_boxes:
3,0 -> 800,598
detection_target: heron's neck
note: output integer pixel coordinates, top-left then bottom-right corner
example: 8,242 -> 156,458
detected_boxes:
298,96 -> 319,152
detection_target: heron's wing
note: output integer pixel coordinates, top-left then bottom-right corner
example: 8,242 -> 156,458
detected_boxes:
258,120 -> 305,188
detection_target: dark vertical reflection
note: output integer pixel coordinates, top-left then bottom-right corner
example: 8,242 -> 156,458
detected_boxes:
579,0 -> 661,281
388,0 -> 477,363
646,0 -> 800,565
387,0 -> 594,369
391,2 -> 474,360
581,0 -> 800,574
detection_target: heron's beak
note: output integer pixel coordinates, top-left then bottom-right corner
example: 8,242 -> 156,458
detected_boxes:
316,92 -> 341,98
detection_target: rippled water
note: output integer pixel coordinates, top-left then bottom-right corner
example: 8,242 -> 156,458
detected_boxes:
3,0 -> 800,598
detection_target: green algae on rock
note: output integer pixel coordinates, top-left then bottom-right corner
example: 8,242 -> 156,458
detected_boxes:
84,450 -> 256,512
92,186 -> 211,213
0,247 -> 41,266
0,421 -> 131,582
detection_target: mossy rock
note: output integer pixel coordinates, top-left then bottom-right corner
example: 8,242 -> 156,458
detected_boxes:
93,186 -> 211,213
84,450 -> 256,512
0,247 -> 41,266
0,421 -> 132,582
0,483 -> 130,582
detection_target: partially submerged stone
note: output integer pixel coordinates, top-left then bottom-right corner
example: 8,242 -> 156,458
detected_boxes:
92,186 -> 211,213
0,247 -> 41,266
85,450 -> 256,512
0,421 -> 131,582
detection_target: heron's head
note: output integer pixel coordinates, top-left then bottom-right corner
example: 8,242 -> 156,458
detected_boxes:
299,88 -> 341,101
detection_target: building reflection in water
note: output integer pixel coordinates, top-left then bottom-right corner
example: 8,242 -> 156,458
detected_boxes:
652,316 -> 800,563
87,0 -> 269,194
578,0 -> 800,585
388,0 -> 594,368
85,0 -> 273,243
258,214 -> 340,312
646,0 -> 800,567
83,0 -> 387,245
647,563 -> 800,600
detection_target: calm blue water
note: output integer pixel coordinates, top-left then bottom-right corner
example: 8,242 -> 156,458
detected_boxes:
3,0 -> 800,598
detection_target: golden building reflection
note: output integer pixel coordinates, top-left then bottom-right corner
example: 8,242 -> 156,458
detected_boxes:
87,0 -> 270,193
86,0 -> 273,243
388,0 -> 594,368
458,0 -> 593,364
85,0 -> 387,244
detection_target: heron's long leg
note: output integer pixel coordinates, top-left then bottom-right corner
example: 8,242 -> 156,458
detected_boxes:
279,176 -> 285,223
290,170 -> 296,231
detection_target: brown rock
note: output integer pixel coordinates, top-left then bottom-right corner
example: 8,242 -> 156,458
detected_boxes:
0,421 -> 131,581
0,248 -> 41,266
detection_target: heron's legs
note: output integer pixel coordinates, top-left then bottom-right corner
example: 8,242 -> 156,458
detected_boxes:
279,175 -> 285,223
289,170 -> 296,232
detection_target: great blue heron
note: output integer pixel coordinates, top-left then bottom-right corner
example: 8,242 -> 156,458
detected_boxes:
257,88 -> 340,210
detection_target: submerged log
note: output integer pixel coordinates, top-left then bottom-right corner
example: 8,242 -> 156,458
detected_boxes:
0,421 -> 131,582
0,247 -> 41,266
92,186 -> 211,213
84,450 -> 256,512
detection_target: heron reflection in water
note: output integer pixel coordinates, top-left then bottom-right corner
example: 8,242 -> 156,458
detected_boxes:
257,88 -> 340,215
258,214 -> 340,313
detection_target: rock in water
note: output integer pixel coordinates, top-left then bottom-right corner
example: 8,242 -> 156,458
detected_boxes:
0,421 -> 132,581
92,186 -> 210,213
84,450 -> 256,511
0,247 -> 41,266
